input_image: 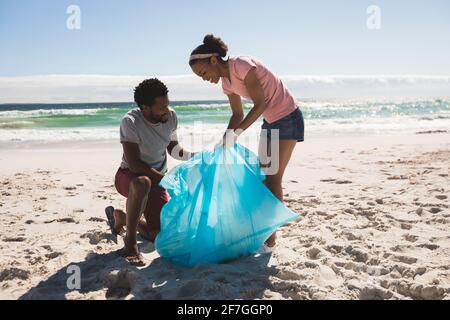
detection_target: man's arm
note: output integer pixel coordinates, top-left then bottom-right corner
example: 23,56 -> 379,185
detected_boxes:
167,141 -> 195,161
122,142 -> 164,185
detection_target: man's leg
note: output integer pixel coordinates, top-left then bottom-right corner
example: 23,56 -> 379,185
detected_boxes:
123,176 -> 152,265
112,180 -> 168,243
142,185 -> 170,242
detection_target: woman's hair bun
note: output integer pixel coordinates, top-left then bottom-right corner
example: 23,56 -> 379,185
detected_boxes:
203,34 -> 228,57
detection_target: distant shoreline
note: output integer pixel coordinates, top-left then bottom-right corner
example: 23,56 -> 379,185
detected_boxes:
0,100 -> 230,108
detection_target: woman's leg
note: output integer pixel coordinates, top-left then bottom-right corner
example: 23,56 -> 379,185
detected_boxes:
259,138 -> 298,247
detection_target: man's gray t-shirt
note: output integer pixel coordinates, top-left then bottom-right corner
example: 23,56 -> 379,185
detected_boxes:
120,108 -> 178,173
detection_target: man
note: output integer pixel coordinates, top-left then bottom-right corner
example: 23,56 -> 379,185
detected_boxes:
107,78 -> 194,266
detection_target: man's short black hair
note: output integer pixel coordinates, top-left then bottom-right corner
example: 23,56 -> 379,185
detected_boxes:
134,78 -> 169,109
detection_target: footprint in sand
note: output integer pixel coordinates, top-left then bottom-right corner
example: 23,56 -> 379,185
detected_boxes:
359,286 -> 393,300
104,269 -> 137,299
386,281 -> 445,300
275,269 -> 304,281
0,268 -> 30,282
427,217 -> 448,225
387,175 -> 408,180
342,232 -> 362,241
403,234 -> 419,242
400,223 -> 412,230
320,178 -> 352,184
320,178 -> 336,183
391,255 -> 418,265
324,244 -> 344,254
57,217 -> 78,224
417,243 -> 440,250
335,180 -> 353,184
2,237 -> 26,242
177,280 -> 204,298
345,246 -> 369,263
429,207 -> 442,214
81,231 -> 109,245
45,252 -> 63,260
414,285 -> 445,300
306,247 -> 323,260
88,217 -> 106,223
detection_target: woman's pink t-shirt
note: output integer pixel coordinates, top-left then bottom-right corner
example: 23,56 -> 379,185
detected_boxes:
221,55 -> 297,124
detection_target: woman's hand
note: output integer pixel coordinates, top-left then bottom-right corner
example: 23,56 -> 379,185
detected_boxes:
214,129 -> 240,149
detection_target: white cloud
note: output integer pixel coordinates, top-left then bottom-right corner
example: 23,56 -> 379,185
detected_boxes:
0,74 -> 449,103
282,75 -> 450,100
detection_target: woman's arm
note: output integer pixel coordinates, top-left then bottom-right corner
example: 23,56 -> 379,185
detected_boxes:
226,93 -> 244,130
236,67 -> 267,132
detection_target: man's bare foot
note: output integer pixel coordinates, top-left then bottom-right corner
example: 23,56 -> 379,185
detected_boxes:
137,226 -> 159,242
112,209 -> 159,242
112,209 -> 126,235
112,209 -> 154,241
265,231 -> 277,247
123,235 -> 145,266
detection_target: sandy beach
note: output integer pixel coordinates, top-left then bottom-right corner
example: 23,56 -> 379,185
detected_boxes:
0,130 -> 449,300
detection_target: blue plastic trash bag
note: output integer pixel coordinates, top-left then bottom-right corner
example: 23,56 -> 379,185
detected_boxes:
155,143 -> 299,267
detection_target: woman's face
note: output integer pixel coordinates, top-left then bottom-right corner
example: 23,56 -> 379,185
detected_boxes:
191,58 -> 221,84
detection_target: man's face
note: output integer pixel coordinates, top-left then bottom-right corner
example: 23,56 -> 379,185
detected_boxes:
143,96 -> 170,123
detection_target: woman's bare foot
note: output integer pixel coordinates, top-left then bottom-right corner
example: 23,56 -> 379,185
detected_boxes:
123,235 -> 145,266
265,231 -> 277,247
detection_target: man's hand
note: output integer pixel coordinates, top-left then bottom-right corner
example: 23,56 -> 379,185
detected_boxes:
122,142 -> 165,185
189,152 -> 198,158
167,141 -> 195,161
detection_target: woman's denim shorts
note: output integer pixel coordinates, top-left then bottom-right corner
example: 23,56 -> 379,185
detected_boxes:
261,107 -> 305,142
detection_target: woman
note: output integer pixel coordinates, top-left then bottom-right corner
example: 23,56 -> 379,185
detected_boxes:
189,35 -> 304,248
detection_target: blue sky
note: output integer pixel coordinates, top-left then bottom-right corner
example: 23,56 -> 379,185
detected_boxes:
1,0 -> 449,77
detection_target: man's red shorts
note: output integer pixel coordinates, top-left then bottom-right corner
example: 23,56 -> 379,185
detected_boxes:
114,168 -> 170,232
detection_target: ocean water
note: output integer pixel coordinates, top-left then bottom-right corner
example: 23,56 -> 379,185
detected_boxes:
0,99 -> 449,145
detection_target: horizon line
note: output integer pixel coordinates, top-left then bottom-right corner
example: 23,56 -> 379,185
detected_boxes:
1,73 -> 450,79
